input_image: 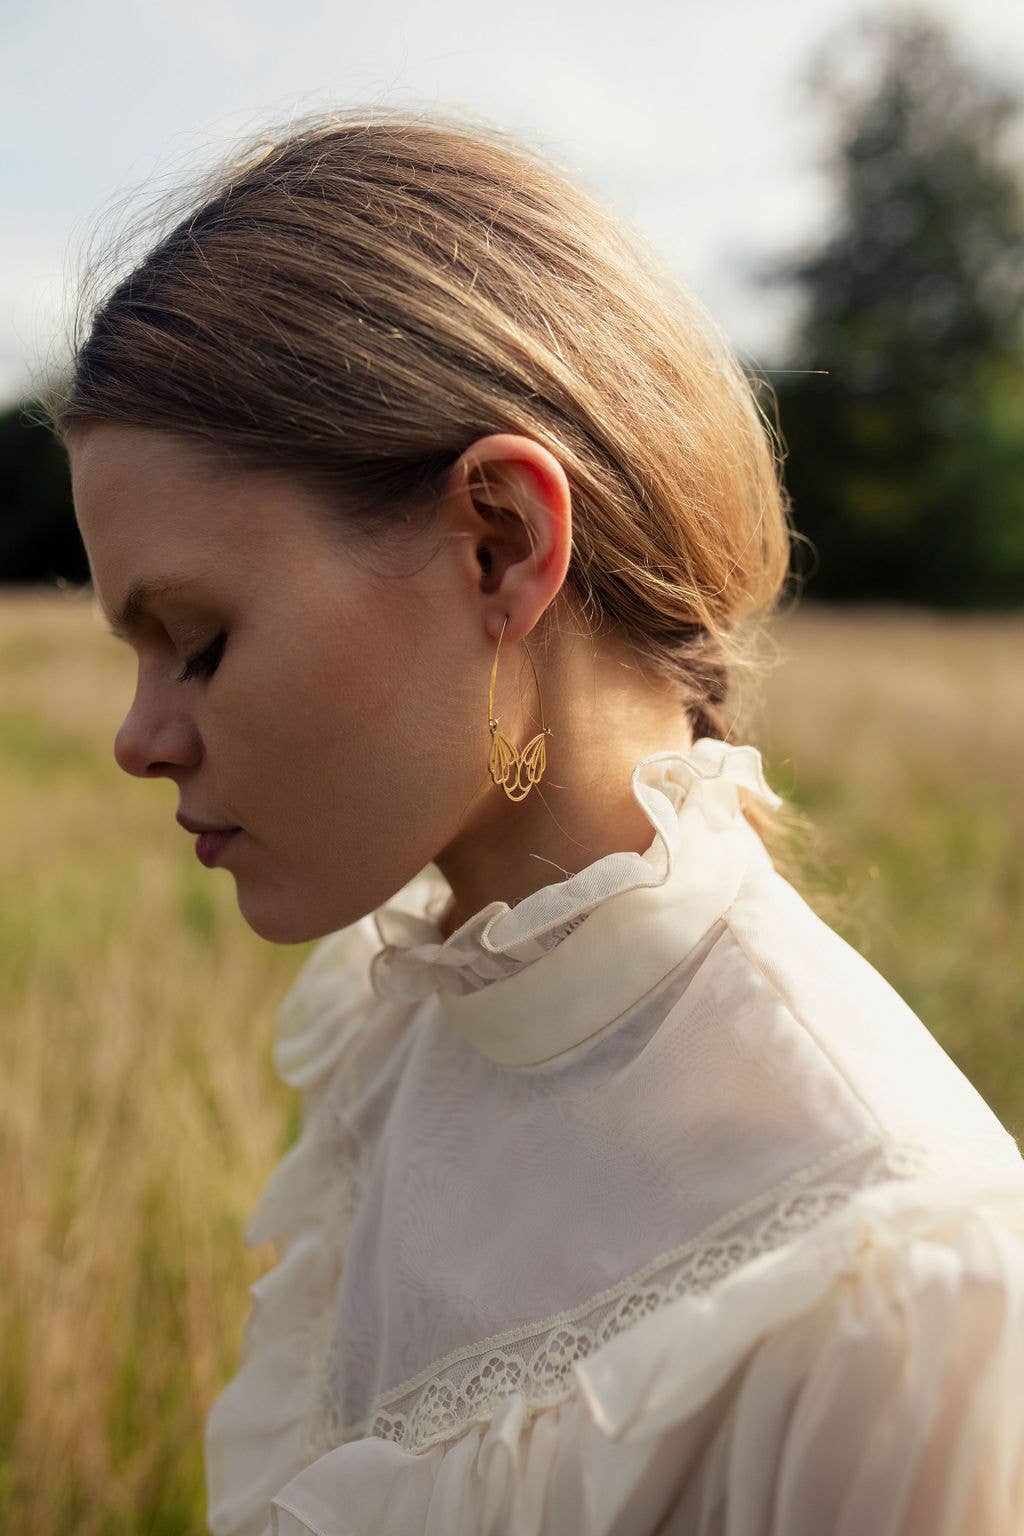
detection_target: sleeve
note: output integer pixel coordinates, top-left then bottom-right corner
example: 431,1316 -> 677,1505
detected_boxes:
265,1173 -> 1024,1536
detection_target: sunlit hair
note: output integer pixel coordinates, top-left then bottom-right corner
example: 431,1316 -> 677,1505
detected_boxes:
39,104 -> 810,880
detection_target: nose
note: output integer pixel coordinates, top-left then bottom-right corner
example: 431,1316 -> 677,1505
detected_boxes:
113,693 -> 200,778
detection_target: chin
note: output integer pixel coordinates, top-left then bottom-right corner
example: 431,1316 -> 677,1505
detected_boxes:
235,888 -> 363,947
235,893 -> 316,946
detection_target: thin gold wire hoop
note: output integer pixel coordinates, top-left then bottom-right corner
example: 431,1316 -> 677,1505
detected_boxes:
487,614 -> 553,802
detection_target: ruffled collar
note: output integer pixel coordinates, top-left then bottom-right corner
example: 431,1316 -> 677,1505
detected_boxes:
368,738 -> 782,1068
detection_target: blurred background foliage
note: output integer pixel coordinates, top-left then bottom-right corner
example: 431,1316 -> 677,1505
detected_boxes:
760,9 -> 1024,604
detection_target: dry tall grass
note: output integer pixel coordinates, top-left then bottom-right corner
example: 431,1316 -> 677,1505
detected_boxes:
2,589 -> 1022,1534
747,603 -> 1024,1137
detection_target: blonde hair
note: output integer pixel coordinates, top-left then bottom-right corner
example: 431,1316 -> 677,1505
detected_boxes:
40,105 -> 810,883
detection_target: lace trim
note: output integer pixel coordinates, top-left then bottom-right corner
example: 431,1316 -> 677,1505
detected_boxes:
297,1130 -> 1020,1460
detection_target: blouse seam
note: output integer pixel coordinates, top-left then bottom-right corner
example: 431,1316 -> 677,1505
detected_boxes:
721,907 -> 889,1140
487,919 -> 733,1073
271,1495 -> 333,1536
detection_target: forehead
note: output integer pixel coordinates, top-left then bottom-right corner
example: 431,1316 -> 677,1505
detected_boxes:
68,423 -> 331,624
69,423 -> 235,544
69,422 -> 235,515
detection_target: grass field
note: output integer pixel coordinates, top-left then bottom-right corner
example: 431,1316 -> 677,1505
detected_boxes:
2,588 -> 1022,1534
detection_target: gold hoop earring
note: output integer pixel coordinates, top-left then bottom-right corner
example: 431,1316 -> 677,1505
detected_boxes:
487,615 -> 552,802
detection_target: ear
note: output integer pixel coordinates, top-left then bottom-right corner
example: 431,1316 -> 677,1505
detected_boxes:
449,434 -> 573,644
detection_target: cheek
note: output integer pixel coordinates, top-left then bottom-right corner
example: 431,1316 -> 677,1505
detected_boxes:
197,647 -> 290,766
213,607 -> 409,802
218,641 -> 354,775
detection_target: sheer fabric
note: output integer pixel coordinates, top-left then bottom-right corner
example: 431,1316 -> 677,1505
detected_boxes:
203,739 -> 1024,1536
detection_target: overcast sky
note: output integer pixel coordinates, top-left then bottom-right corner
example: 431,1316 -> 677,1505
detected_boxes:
4,0 -> 1022,409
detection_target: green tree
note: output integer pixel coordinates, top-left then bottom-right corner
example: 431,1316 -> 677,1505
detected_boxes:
760,7 -> 1024,605
0,400 -> 87,586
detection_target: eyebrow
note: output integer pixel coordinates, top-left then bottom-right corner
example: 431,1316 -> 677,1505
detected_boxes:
102,576 -> 204,638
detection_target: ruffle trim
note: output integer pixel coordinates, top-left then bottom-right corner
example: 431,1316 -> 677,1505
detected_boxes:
265,1168 -> 1024,1536
205,913 -> 412,1536
369,738 -> 782,1004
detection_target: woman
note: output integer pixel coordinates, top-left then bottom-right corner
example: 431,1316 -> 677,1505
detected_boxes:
50,106 -> 1024,1534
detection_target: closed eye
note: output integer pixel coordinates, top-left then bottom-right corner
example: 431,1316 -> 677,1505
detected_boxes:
177,632 -> 227,684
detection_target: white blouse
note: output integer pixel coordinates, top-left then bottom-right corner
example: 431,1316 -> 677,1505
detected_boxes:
203,739 -> 1024,1536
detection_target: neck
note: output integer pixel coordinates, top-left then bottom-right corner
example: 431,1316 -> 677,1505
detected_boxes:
432,637 -> 695,939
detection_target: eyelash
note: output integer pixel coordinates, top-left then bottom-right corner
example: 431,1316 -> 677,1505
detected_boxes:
177,631 -> 227,684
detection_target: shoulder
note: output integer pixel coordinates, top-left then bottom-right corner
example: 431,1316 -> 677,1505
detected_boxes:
707,852 -> 1021,1165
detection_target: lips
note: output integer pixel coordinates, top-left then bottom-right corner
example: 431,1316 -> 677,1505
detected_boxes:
194,828 -> 242,867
